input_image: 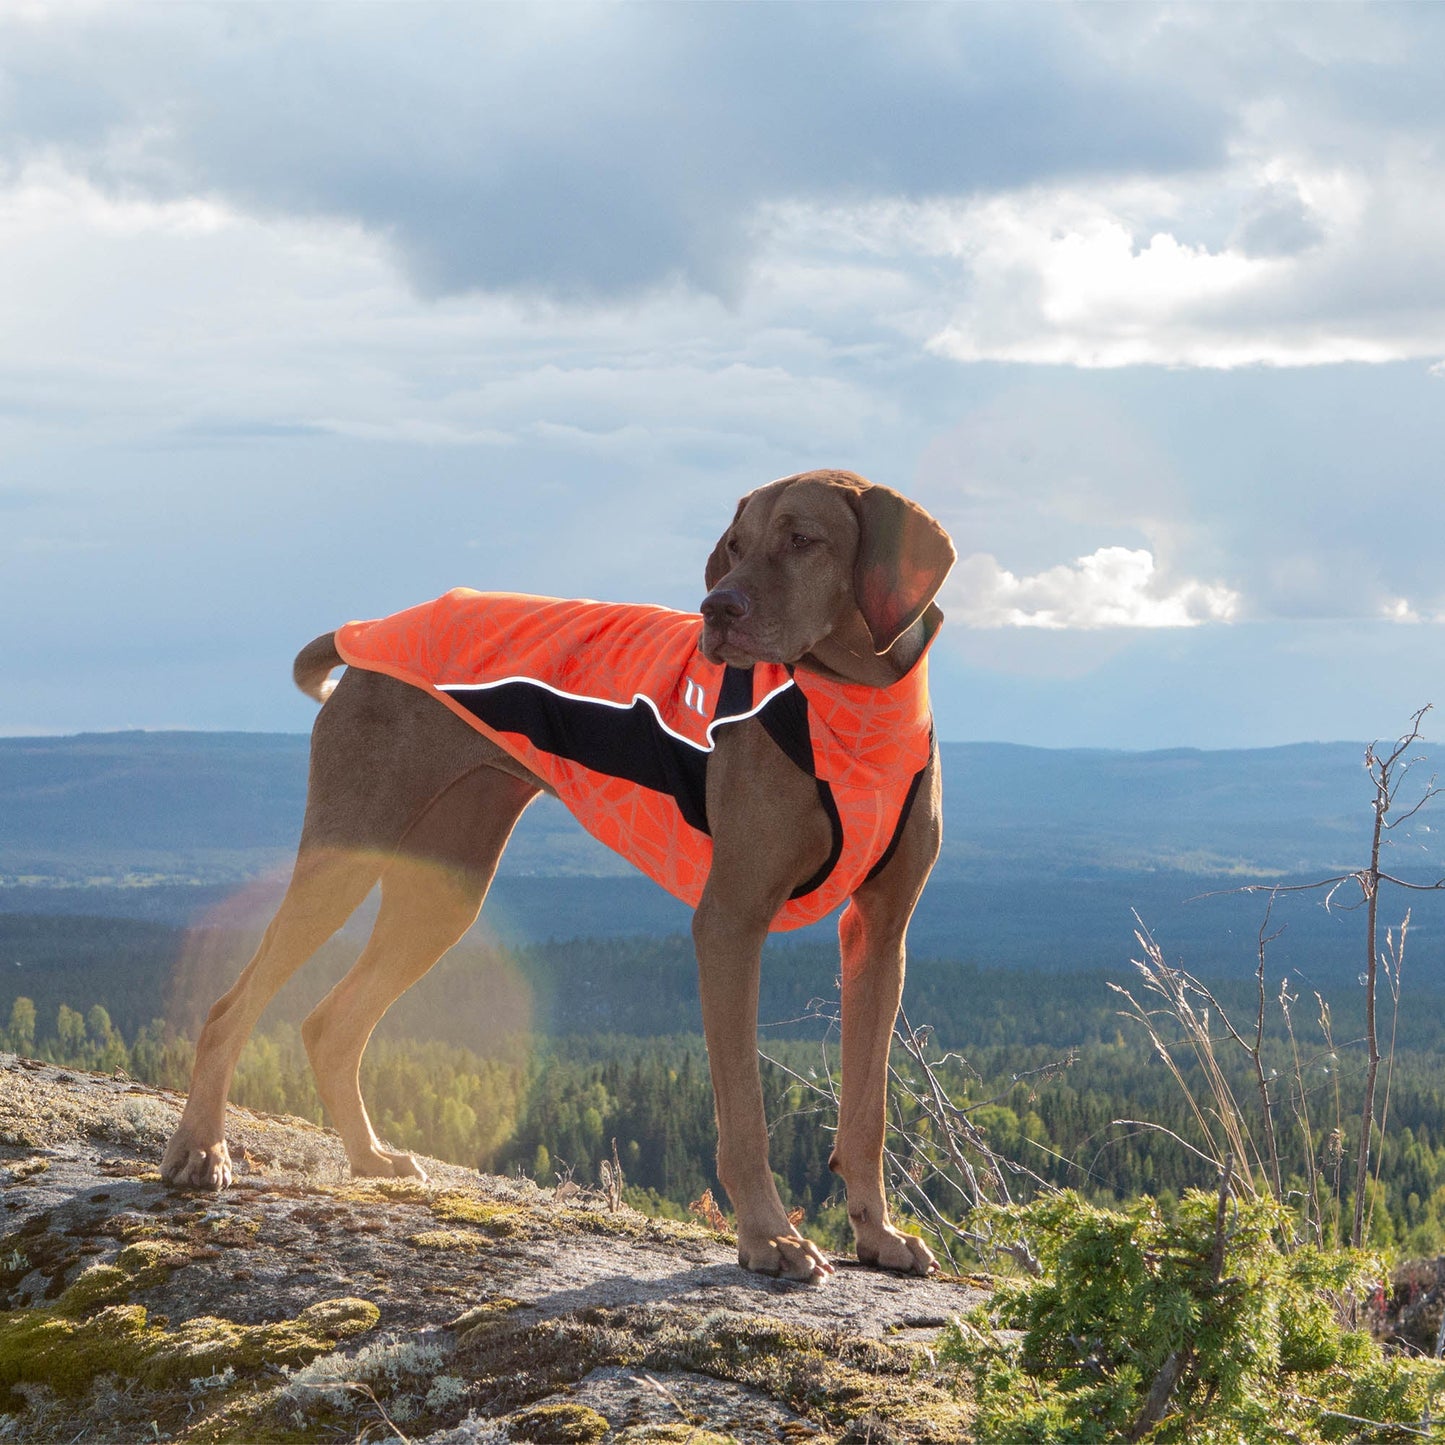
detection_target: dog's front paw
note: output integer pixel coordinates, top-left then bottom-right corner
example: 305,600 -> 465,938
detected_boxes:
161,1135 -> 233,1192
737,1228 -> 835,1284
349,1146 -> 429,1183
856,1222 -> 937,1277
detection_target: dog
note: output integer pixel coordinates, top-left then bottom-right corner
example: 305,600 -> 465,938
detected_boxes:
161,469 -> 955,1283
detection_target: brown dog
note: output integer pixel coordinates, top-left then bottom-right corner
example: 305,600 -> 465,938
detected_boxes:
161,469 -> 954,1283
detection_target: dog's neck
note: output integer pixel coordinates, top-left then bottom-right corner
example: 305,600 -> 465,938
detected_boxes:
796,607 -> 936,688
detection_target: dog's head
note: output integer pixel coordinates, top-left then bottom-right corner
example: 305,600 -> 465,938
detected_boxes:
699,469 -> 955,670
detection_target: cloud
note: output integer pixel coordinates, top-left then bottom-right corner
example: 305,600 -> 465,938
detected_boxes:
1378,595 -> 1445,626
5,3 -> 1445,746
773,141 -> 1445,370
5,4 -> 1445,372
948,547 -> 1240,629
0,159 -> 899,464
1382,598 -> 1423,624
0,5 -> 1225,301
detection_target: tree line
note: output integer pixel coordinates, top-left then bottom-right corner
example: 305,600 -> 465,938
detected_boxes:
9,992 -> 1445,1258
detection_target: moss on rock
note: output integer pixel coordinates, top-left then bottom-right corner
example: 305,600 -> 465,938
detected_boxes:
355,1177 -> 431,1203
409,1227 -> 491,1253
613,1428 -> 739,1445
140,1297 -> 381,1385
0,1272 -> 379,1403
1,1156 -> 50,1183
554,1208 -> 648,1240
0,1302 -> 153,1398
449,1297 -> 526,1344
431,1192 -> 531,1238
58,1238 -> 191,1314
506,1400 -> 611,1442
446,1301 -> 969,1442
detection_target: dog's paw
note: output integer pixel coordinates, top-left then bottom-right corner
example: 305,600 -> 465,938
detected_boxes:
349,1147 -> 429,1183
160,1137 -> 233,1192
856,1223 -> 938,1277
737,1229 -> 835,1284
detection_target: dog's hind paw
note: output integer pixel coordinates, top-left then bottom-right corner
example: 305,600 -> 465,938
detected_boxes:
737,1229 -> 835,1284
349,1146 -> 429,1183
856,1223 -> 937,1277
160,1137 -> 233,1192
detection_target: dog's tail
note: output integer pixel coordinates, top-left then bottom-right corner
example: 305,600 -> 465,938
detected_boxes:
293,632 -> 344,703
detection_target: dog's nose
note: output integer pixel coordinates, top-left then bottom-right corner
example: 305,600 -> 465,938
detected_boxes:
700,587 -> 751,625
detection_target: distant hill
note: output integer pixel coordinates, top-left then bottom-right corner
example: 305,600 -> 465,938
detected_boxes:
1,729 -> 1438,971
0,730 -> 1415,884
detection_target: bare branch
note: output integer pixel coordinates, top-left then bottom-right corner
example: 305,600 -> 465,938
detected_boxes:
1372,873 -> 1445,892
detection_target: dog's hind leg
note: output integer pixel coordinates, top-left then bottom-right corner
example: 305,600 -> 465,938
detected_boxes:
300,765 -> 537,1181
161,846 -> 381,1190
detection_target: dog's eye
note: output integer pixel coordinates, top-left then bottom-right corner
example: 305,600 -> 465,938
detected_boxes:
789,533 -> 814,551
725,536 -> 741,557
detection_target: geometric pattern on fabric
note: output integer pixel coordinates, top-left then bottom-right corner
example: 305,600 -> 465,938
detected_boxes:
333,589 -> 936,932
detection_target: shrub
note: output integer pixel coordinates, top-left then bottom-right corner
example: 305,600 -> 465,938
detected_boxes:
940,1189 -> 1444,1444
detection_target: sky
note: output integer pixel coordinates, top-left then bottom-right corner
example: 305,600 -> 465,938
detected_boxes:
4,2 -> 1445,750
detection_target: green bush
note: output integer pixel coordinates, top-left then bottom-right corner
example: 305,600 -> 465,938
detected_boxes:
941,1190 -> 1444,1444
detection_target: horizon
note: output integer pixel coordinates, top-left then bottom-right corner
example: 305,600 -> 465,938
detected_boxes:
0,724 -> 1399,757
5,6 -> 1445,750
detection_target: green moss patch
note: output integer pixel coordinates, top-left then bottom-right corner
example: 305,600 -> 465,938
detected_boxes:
506,1401 -> 610,1442
192,1323 -> 463,1443
0,1237 -> 378,1405
409,1227 -> 490,1253
638,1313 -> 966,1434
55,1238 -> 190,1314
1,1302 -> 153,1399
553,1206 -> 728,1249
553,1207 -> 650,1240
352,1176 -> 431,1203
454,1309 -> 642,1414
430,1191 -> 531,1238
140,1298 -> 381,1386
448,1302 -> 969,1441
613,1429 -> 739,1445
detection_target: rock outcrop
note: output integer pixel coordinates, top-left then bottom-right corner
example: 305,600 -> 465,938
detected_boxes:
0,1055 -> 982,1443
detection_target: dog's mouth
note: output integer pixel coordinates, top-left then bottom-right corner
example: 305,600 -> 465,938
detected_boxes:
699,624 -> 757,667
700,619 -> 798,668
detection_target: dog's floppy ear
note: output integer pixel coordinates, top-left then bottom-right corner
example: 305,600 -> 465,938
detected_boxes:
850,485 -> 957,653
705,496 -> 749,590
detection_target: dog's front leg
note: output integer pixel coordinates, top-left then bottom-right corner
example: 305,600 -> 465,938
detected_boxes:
695,726 -> 835,1283
831,903 -> 938,1276
830,756 -> 941,1276
693,893 -> 833,1282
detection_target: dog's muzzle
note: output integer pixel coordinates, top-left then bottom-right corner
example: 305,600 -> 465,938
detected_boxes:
700,587 -> 751,626
699,587 -> 756,664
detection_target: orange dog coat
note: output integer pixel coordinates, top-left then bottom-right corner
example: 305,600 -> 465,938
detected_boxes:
334,589 -> 936,931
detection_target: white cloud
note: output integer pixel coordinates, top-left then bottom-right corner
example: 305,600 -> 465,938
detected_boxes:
1382,598 -> 1423,624
925,189 -> 1291,368
1378,596 -> 1445,626
762,145 -> 1445,371
743,73 -> 1445,373
0,160 -> 894,461
947,547 -> 1240,630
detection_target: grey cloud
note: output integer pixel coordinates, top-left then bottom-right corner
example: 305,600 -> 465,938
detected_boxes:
1230,184 -> 1325,258
0,3 -> 1226,301
1138,4 -> 1445,160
